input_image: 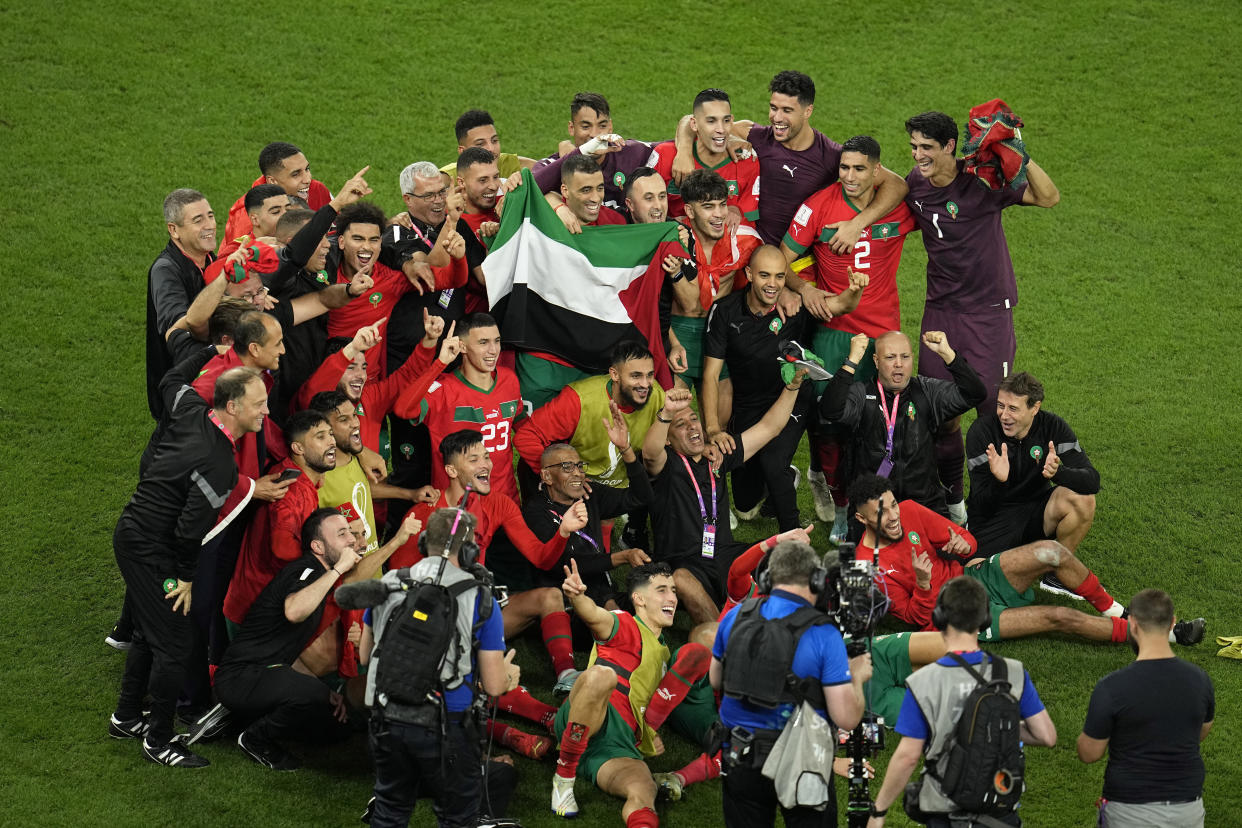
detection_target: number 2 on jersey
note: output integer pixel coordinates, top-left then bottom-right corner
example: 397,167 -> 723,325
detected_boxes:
853,239 -> 871,269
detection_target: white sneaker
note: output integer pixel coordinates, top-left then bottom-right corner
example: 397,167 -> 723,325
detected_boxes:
807,469 -> 834,522
734,503 -> 762,522
553,668 -> 582,697
829,506 -> 850,544
551,774 -> 579,817
947,499 -> 968,526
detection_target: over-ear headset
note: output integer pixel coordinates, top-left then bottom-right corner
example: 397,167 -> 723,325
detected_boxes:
417,503 -> 480,568
931,585 -> 990,633
756,553 -> 829,596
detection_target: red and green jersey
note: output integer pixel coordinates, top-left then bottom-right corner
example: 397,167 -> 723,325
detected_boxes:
679,219 -> 763,309
860,500 -> 977,630
783,183 -> 916,337
403,367 -> 524,505
326,261 -> 412,342
588,611 -> 671,756
648,141 -> 760,224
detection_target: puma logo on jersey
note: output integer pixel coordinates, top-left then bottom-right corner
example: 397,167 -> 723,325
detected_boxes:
782,165 -> 798,177
790,413 -> 803,423
729,321 -> 744,332
914,200 -> 924,212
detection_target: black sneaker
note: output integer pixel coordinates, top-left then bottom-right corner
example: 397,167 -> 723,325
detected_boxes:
238,728 -> 300,771
1038,574 -> 1085,600
105,623 -> 133,651
185,703 -> 231,745
142,735 -> 209,768
108,713 -> 149,740
1173,617 -> 1207,646
361,796 -> 375,824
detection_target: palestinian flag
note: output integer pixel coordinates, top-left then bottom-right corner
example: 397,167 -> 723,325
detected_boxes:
483,168 -> 684,387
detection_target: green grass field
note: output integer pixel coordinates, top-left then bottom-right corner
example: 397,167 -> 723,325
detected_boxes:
3,1 -> 1240,825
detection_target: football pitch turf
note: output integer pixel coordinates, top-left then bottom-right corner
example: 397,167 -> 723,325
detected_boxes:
2,1 -> 1239,825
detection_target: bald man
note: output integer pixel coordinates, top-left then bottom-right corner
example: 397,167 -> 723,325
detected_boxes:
819,329 -> 984,523
702,245 -> 858,530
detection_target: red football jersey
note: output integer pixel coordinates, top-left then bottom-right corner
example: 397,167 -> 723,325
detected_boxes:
326,261 -> 412,341
418,368 -> 524,505
648,141 -> 760,223
783,183 -> 915,337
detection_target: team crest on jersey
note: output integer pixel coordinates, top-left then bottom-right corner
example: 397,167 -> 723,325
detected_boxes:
768,317 -> 783,334
946,201 -> 959,220
316,270 -> 330,284
878,224 -> 891,238
614,172 -> 626,187
907,531 -> 920,545
368,291 -> 383,307
399,443 -> 414,459
727,180 -> 738,196
1030,445 -> 1044,461
355,403 -> 366,417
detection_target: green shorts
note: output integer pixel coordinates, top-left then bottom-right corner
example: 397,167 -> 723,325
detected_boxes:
864,632 -> 913,727
965,554 -> 1035,642
517,352 -> 591,410
670,315 -> 727,388
663,648 -> 718,743
553,700 -> 642,785
811,326 -> 876,396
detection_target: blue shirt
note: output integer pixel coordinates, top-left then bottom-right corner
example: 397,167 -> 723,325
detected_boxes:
364,593 -> 504,712
713,589 -> 851,731
894,651 -> 1044,739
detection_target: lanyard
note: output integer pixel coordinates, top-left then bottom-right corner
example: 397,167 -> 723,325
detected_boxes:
877,381 -> 901,458
408,220 -> 433,248
545,507 -> 602,555
207,408 -> 237,447
678,453 -> 716,523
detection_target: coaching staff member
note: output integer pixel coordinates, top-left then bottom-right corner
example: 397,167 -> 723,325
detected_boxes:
108,362 -> 269,768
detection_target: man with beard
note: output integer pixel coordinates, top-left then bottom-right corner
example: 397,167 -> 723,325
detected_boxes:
454,147 -> 504,315
642,372 -> 808,625
702,245 -> 861,531
222,410 -> 339,629
515,342 -> 666,493
554,154 -> 627,228
671,71 -> 908,254
393,313 -> 525,506
310,390 -> 426,558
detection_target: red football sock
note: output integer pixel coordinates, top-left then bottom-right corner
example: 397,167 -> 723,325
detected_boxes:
1110,617 -> 1129,643
1073,572 -> 1117,614
487,719 -> 550,760
674,751 -> 722,786
726,542 -> 767,603
626,806 -> 659,827
556,721 -> 591,780
645,643 -> 710,730
542,611 -> 576,676
496,686 -> 558,731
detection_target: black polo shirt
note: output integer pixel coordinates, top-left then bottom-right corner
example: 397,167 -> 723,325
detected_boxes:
650,444 -> 745,561
704,290 -> 809,417
220,554 -> 330,668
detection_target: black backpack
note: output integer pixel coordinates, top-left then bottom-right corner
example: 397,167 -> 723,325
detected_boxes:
926,652 -> 1025,816
721,597 -> 833,708
372,563 -> 492,708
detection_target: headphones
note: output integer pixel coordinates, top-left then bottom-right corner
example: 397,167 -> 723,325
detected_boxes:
931,586 -> 990,633
417,504 -> 480,568
756,553 -> 829,596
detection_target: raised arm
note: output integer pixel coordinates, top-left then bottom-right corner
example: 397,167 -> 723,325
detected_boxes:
739,369 -> 808,462
561,558 -> 615,640
1021,159 -> 1060,208
642,386 -> 693,477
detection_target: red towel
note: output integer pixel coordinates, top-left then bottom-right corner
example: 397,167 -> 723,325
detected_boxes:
962,99 -> 1030,190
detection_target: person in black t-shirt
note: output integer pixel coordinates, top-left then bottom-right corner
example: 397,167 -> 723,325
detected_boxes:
1078,588 -> 1214,827
210,508 -> 363,771
641,374 -> 808,625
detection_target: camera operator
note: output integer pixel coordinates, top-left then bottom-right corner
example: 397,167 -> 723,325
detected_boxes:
866,577 -> 1056,827
360,507 -> 520,828
711,540 -> 872,827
